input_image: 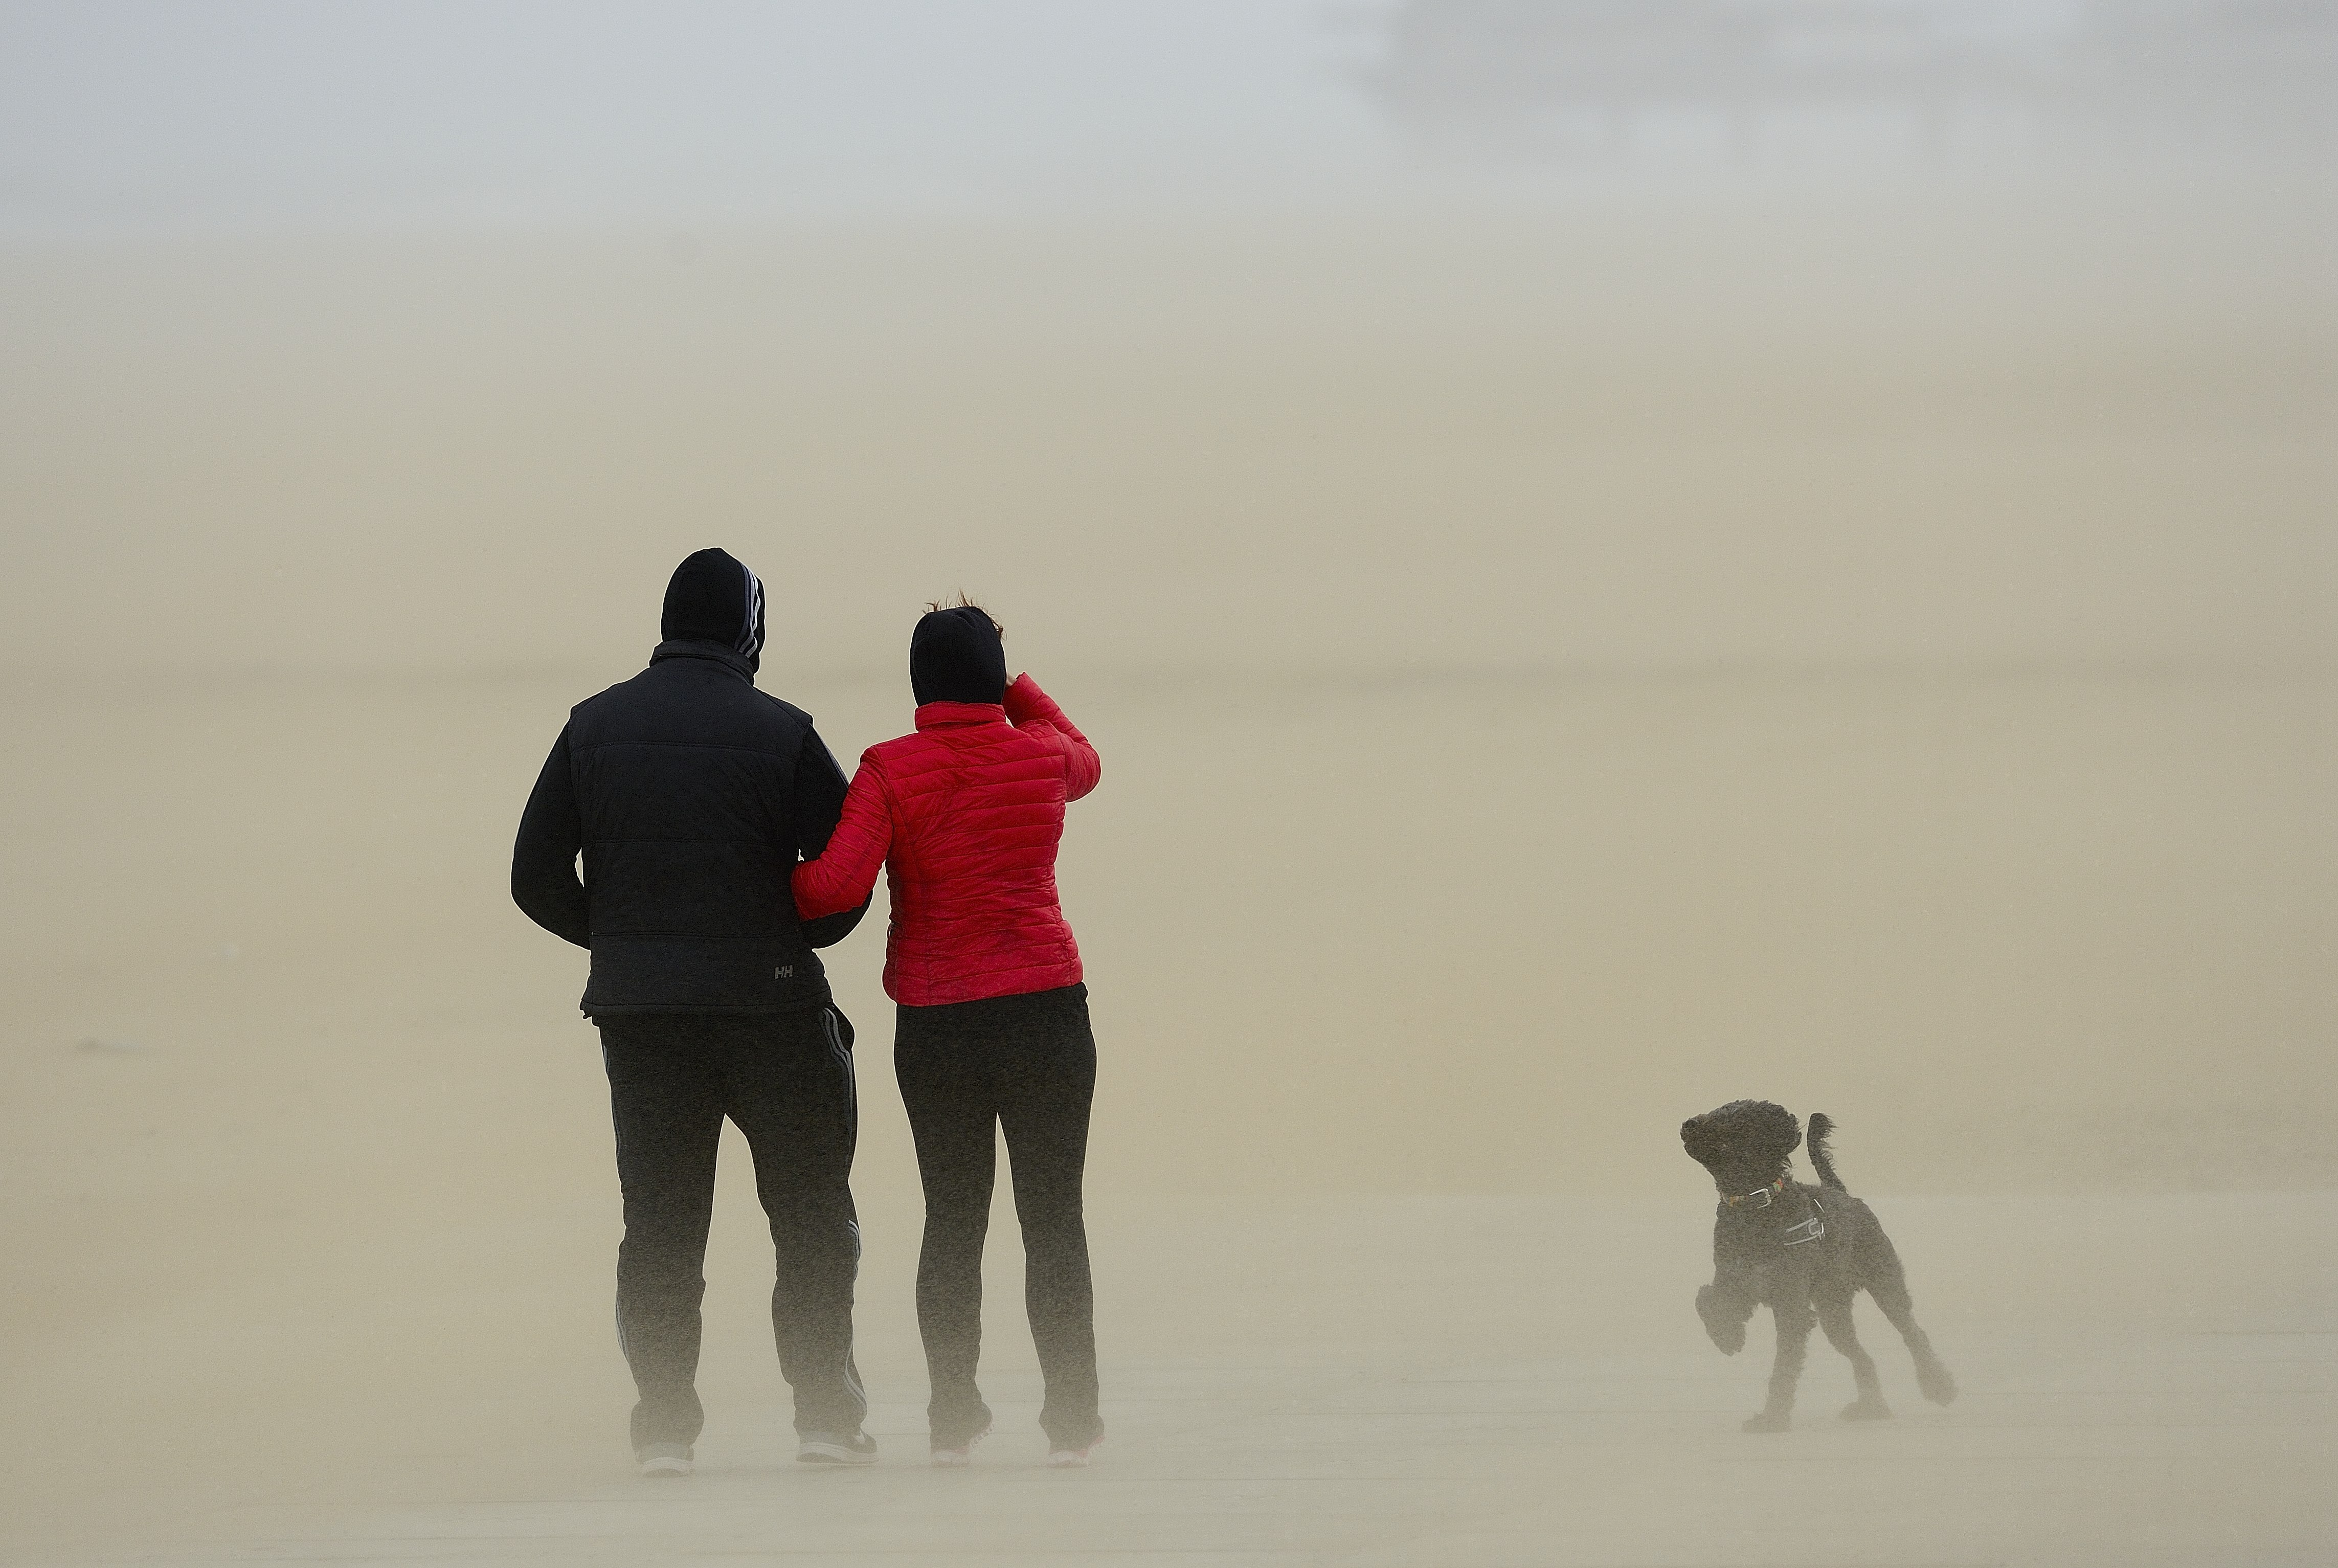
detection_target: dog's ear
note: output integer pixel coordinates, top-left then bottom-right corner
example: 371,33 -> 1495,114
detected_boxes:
1750,1101 -> 1800,1156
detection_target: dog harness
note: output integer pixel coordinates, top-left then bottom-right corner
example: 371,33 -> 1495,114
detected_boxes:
1722,1178 -> 1828,1246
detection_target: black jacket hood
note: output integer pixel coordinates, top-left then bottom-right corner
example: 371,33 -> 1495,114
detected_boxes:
662,549 -> 766,673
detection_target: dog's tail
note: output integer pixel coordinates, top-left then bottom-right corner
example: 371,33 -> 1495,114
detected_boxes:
1806,1113 -> 1849,1192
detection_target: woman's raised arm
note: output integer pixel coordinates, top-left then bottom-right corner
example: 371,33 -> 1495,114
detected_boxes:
1004,673 -> 1100,801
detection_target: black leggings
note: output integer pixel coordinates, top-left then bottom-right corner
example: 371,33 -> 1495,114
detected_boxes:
894,982 -> 1100,1449
598,1009 -> 866,1449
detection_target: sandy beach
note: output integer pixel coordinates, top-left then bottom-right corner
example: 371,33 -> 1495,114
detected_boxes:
5,40 -> 2337,1555
5,663 -> 2335,1564
7,1188 -> 2335,1566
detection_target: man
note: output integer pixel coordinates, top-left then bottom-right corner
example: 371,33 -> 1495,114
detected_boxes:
511,548 -> 875,1476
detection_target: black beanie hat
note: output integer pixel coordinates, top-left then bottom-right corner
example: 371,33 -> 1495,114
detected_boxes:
662,548 -> 766,668
909,605 -> 1007,706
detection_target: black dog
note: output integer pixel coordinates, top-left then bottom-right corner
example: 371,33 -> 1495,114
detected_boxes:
1680,1101 -> 1957,1431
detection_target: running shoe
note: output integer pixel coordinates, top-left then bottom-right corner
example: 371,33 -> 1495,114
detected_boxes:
1045,1430 -> 1104,1468
930,1423 -> 992,1467
635,1442 -> 693,1477
797,1430 -> 880,1465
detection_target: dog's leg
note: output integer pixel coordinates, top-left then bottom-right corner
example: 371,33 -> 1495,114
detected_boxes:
1817,1294 -> 1890,1420
1742,1301 -> 1812,1432
1866,1247 -> 1958,1406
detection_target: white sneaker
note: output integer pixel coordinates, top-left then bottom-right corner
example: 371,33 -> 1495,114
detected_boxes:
1045,1432 -> 1103,1468
636,1442 -> 693,1477
930,1423 -> 991,1467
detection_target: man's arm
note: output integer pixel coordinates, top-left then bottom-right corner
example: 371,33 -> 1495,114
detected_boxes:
512,727 -> 592,947
1004,673 -> 1100,801
794,727 -> 871,948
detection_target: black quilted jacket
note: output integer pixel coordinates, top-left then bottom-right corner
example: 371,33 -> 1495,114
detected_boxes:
511,640 -> 867,1015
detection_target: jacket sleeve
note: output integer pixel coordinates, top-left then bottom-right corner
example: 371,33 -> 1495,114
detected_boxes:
1004,673 -> 1100,801
792,758 -> 893,921
792,726 -> 871,949
511,726 -> 592,948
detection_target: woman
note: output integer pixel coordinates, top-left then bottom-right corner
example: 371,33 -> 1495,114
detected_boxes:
792,602 -> 1105,1467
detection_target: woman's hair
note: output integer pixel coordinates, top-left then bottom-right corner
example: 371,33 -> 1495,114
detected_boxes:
926,593 -> 1002,636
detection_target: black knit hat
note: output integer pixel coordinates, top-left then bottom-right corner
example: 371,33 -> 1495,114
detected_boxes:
909,605 -> 1006,706
662,548 -> 766,669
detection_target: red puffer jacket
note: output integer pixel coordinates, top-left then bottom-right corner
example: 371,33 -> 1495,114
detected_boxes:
792,673 -> 1099,1006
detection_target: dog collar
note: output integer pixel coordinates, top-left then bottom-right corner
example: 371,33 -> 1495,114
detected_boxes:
1724,1177 -> 1787,1209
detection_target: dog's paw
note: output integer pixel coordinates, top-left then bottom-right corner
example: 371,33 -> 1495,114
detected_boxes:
1740,1410 -> 1792,1433
1838,1397 -> 1892,1422
1916,1360 -> 1959,1406
1695,1286 -> 1745,1355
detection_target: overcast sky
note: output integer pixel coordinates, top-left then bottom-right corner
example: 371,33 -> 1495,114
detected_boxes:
4,1 -> 2333,238
0,2 -> 1396,236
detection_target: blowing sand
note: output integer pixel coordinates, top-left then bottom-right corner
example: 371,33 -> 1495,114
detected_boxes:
5,197 -> 2337,1562
5,666 -> 2336,1564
